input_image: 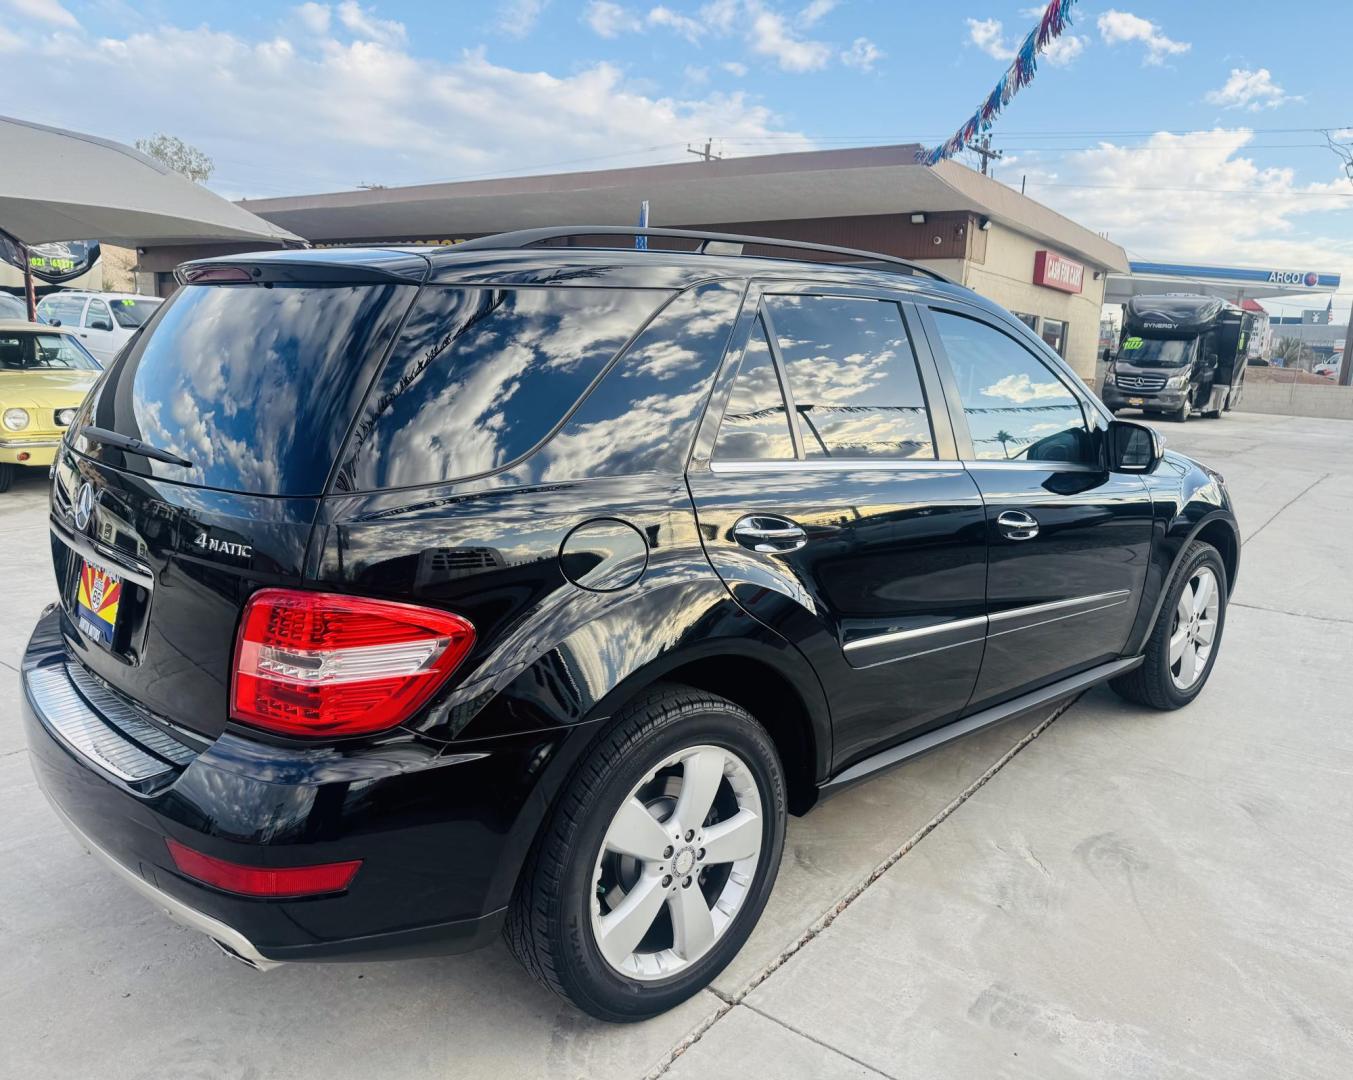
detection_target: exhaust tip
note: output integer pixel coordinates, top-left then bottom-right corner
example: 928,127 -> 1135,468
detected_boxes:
211,938 -> 267,971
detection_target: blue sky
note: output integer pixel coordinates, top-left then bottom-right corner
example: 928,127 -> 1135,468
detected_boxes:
3,0 -> 1351,314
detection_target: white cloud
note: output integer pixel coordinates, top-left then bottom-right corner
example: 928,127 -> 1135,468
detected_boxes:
840,36 -> 882,72
966,17 -> 1015,61
1205,68 -> 1301,111
1018,129 -> 1352,292
748,4 -> 831,71
648,4 -> 705,42
497,0 -> 549,38
1096,10 -> 1189,65
585,0 -> 642,36
722,60 -> 748,76
294,2 -> 330,34
797,0 -> 836,26
0,20 -> 813,196
335,1 -> 405,44
684,63 -> 709,83
1042,33 -> 1086,66
2,0 -> 77,27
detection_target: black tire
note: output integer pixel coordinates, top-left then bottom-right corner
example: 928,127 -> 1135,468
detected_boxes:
1202,409 -> 1222,419
504,683 -> 787,1022
0,463 -> 11,493
1110,541 -> 1227,710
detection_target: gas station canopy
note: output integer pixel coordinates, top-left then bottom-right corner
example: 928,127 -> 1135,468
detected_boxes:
1106,260 -> 1342,306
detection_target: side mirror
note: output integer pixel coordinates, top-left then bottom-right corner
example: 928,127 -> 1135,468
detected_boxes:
89,318 -> 114,332
1205,353 -> 1219,370
1107,419 -> 1164,474
49,318 -> 62,327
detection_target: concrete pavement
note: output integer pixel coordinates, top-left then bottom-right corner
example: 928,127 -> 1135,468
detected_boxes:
2,412 -> 1351,1078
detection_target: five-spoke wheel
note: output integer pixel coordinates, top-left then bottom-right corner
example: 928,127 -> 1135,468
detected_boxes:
591,745 -> 763,980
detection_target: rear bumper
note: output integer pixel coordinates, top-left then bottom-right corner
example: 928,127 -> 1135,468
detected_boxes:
21,606 -> 584,964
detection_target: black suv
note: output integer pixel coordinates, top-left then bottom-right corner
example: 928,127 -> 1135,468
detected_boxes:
21,228 -> 1238,1021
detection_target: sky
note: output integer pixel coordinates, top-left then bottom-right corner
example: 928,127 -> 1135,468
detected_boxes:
3,0 -> 1351,317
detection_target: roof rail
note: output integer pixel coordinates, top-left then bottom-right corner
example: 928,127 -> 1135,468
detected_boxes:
449,226 -> 953,284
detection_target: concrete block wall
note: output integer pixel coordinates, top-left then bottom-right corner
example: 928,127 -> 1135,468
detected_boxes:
1234,383 -> 1353,420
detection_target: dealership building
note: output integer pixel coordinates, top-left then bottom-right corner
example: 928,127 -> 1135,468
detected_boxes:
132,144 -> 1128,381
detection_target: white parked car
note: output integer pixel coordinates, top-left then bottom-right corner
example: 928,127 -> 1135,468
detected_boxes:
36,290 -> 162,365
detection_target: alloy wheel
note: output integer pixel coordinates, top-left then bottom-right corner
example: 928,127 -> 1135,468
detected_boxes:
1170,566 -> 1220,690
590,744 -> 763,981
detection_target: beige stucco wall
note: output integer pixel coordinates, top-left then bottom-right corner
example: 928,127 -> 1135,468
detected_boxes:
954,222 -> 1109,380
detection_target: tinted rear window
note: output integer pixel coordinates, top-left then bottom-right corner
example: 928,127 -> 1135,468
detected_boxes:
340,287 -> 668,491
79,282 -> 413,495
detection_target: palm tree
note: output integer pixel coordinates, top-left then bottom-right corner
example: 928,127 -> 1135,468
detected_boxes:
994,429 -> 1014,459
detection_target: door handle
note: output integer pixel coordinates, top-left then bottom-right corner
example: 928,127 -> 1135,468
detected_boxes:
732,515 -> 808,554
996,510 -> 1040,541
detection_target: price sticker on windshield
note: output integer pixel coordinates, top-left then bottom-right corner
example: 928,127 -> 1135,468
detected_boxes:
1123,336 -> 1143,350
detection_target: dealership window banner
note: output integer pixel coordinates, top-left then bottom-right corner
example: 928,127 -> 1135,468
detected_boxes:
0,239 -> 101,284
918,0 -> 1079,166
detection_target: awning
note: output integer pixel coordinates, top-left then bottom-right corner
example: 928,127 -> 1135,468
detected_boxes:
0,115 -> 303,249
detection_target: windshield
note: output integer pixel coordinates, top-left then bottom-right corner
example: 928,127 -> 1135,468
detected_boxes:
0,294 -> 28,320
0,332 -> 100,371
1119,336 -> 1196,368
109,297 -> 159,328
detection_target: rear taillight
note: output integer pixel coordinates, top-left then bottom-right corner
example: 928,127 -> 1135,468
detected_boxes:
166,838 -> 361,898
231,589 -> 475,737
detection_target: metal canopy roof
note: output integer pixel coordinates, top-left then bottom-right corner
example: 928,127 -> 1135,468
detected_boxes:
1107,260 -> 1342,305
238,144 -> 1128,273
0,115 -> 303,249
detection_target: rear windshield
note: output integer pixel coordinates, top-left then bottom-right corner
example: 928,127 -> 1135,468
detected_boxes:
339,287 -> 669,491
78,282 -> 413,495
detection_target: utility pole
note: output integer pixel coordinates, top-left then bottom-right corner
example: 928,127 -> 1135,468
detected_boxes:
1339,307 -> 1353,387
686,139 -> 721,162
967,134 -> 1003,176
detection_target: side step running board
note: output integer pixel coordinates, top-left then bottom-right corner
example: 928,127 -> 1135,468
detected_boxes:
817,656 -> 1143,800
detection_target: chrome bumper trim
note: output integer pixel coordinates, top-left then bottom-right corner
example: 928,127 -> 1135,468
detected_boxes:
0,436 -> 61,448
42,796 -> 282,972
28,664 -> 173,784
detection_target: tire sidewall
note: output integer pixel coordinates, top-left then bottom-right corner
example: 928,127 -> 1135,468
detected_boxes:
557,707 -> 786,1020
1155,545 -> 1228,706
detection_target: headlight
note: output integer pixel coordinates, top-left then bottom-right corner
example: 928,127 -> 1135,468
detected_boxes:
56,407 -> 77,427
3,408 -> 29,431
1165,373 -> 1190,389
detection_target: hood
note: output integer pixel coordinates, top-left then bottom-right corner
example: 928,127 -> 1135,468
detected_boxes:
1,369 -> 101,409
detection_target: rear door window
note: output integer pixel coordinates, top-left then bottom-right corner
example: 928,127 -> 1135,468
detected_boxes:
712,317 -> 795,461
765,294 -> 935,460
339,287 -> 669,491
78,282 -> 414,495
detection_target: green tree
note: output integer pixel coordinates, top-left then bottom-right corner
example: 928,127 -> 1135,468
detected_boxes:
134,133 -> 214,183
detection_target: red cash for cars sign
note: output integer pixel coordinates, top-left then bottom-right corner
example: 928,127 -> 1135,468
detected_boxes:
1033,250 -> 1084,294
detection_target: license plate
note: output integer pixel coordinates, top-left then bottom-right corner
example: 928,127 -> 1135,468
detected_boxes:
76,561 -> 122,646
1128,397 -> 1145,406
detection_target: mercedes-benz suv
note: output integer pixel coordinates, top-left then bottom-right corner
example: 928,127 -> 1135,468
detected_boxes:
20,228 -> 1239,1021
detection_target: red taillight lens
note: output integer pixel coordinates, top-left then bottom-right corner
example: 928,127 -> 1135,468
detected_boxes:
231,589 -> 475,737
166,838 -> 361,898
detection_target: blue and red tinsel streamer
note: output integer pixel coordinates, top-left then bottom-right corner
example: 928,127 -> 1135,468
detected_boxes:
918,0 -> 1078,166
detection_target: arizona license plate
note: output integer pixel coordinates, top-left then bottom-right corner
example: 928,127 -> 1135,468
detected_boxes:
76,561 -> 122,645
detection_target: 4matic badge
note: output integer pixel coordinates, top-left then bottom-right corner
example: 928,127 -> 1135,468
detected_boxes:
192,532 -> 253,560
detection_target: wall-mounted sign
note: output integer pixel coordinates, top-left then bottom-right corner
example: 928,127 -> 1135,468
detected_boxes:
1033,249 -> 1084,294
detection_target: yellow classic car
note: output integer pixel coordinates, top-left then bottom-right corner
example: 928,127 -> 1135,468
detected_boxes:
0,320 -> 102,492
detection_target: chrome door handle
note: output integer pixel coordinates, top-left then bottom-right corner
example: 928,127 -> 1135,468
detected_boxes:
996,510 -> 1040,541
732,515 -> 808,553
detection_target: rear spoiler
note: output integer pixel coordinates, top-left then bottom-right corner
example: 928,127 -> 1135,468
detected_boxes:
176,250 -> 430,287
